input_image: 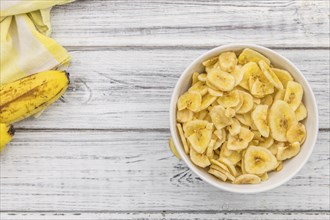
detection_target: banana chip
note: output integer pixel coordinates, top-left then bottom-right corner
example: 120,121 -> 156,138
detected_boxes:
219,52 -> 237,73
217,90 -> 240,108
295,103 -> 307,121
207,69 -> 235,91
234,174 -> 261,184
238,48 -> 271,66
175,48 -> 307,184
283,81 -> 303,111
286,123 -> 306,144
259,60 -> 283,90
272,68 -> 293,88
177,109 -> 193,123
169,138 -> 181,159
189,81 -> 208,96
177,92 -> 202,112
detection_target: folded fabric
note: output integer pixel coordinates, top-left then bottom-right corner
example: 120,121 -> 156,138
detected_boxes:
0,0 -> 74,85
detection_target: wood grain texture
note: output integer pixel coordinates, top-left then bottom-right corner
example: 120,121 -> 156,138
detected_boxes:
14,48 -> 330,130
0,130 -> 329,211
1,211 -> 330,220
50,0 -> 330,47
1,0 -> 329,218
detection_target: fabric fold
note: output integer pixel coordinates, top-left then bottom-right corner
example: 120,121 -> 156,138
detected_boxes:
0,0 -> 74,85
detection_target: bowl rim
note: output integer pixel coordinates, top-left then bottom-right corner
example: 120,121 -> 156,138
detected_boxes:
169,43 -> 319,194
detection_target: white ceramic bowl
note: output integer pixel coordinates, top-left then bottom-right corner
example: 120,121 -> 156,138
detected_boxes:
170,44 -> 319,194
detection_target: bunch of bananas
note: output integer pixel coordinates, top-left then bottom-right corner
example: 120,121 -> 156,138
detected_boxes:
0,70 -> 69,152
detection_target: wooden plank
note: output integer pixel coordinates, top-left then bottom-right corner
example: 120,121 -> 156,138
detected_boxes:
1,211 -> 330,220
14,49 -> 330,129
50,0 -> 330,47
0,130 -> 328,211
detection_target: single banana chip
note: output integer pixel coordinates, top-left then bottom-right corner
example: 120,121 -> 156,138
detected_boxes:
188,81 -> 208,96
195,110 -> 208,120
251,105 -> 270,137
231,65 -> 244,86
206,139 -> 216,158
225,107 -> 236,118
177,109 -> 193,123
207,69 -> 235,91
188,128 -> 212,154
273,89 -> 285,102
190,148 -> 211,168
198,73 -> 207,82
244,146 -> 278,175
234,174 -> 261,184
238,48 -> 271,66
202,56 -> 218,67
259,172 -> 269,181
283,81 -> 303,111
208,168 -> 227,181
210,105 -> 233,129
177,92 -> 202,112
236,90 -> 254,114
272,68 -> 293,88
227,127 -> 254,151
276,142 -> 300,161
295,103 -> 307,121
192,72 -> 199,85
269,100 -> 298,142
177,123 -> 189,154
217,90 -> 240,108
169,138 -> 181,159
183,120 -> 209,137
261,94 -> 273,106
227,152 -> 242,165
286,123 -> 306,144
206,79 -> 220,91
276,162 -> 283,172
219,52 -> 237,73
208,88 -> 223,97
258,136 -> 274,148
199,93 -> 217,111
228,118 -> 241,136
259,60 -> 283,90
250,78 -> 274,98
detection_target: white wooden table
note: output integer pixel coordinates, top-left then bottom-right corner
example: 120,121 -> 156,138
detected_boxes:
1,1 -> 329,219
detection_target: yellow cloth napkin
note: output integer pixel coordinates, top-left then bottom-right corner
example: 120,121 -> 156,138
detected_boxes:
0,0 -> 74,85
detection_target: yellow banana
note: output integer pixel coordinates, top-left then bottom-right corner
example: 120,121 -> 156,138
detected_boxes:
0,70 -> 69,124
0,123 -> 15,152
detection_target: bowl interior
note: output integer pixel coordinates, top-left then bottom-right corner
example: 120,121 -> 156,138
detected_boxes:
170,44 -> 318,193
